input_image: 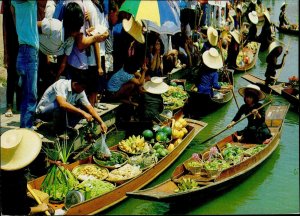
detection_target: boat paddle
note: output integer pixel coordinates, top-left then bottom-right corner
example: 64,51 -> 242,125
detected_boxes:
200,99 -> 272,144
27,184 -> 51,216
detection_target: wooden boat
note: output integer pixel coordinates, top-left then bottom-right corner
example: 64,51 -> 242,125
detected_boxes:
281,87 -> 299,110
234,43 -> 261,72
275,24 -> 299,36
184,69 -> 234,117
241,73 -> 287,95
28,118 -> 207,214
126,105 -> 289,203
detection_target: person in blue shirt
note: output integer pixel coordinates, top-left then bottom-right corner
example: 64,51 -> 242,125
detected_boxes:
107,56 -> 148,106
197,48 -> 228,97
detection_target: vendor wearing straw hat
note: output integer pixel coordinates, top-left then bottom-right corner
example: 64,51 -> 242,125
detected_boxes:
227,84 -> 272,144
197,48 -> 231,97
201,26 -> 219,54
257,10 -> 274,52
243,11 -> 258,46
225,29 -> 241,69
279,2 -> 290,28
140,76 -> 169,123
1,129 -> 52,215
265,41 -> 288,86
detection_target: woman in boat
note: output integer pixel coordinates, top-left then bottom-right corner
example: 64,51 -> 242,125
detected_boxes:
139,77 -> 169,124
227,84 -> 272,144
257,10 -> 274,52
200,26 -> 219,54
1,129 -> 53,215
225,29 -> 241,69
264,41 -> 288,86
197,48 -> 230,97
243,11 -> 259,46
279,2 -> 290,28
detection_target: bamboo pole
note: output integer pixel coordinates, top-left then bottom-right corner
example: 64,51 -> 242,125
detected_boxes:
27,184 -> 51,216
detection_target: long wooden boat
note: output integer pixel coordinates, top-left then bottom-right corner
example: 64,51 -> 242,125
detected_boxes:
281,87 -> 299,111
28,118 -> 207,214
126,105 -> 289,203
241,73 -> 287,95
275,25 -> 299,36
184,69 -> 234,117
234,43 -> 261,73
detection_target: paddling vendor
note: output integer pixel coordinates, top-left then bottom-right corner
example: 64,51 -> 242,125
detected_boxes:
139,77 -> 169,123
279,2 -> 290,28
227,84 -> 272,144
197,48 -> 231,97
35,73 -> 107,134
265,41 -> 288,86
1,129 -> 53,215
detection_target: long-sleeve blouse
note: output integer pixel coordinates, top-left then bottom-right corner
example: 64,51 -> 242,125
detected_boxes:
232,103 -> 265,128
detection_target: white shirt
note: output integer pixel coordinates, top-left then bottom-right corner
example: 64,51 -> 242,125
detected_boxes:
83,0 -> 108,66
39,18 -> 74,56
36,79 -> 90,113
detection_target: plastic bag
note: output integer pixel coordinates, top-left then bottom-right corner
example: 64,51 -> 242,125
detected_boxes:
99,133 -> 111,157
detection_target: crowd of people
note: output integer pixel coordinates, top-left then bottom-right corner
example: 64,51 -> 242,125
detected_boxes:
2,0 -> 289,134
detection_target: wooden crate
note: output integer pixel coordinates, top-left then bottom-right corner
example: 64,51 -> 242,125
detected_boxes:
265,105 -> 288,127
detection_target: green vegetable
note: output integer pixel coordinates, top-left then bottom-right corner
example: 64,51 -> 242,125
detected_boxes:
174,178 -> 199,192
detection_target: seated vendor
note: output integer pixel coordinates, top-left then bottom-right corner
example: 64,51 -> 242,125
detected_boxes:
279,2 -> 290,28
106,56 -> 147,106
197,48 -> 231,97
35,73 -> 107,135
139,77 -> 169,124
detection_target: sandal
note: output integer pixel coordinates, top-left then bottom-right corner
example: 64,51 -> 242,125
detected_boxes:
4,110 -> 13,117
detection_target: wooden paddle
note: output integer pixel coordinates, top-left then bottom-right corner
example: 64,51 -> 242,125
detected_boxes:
200,99 -> 272,144
27,184 -> 51,216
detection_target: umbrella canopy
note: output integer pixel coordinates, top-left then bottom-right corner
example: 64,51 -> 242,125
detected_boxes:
119,0 -> 179,27
142,1 -> 181,35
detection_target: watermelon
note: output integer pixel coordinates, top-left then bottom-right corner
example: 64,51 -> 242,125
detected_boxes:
161,126 -> 172,137
142,129 -> 154,140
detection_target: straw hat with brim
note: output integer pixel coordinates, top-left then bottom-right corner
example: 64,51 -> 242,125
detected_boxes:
207,26 -> 218,46
143,77 -> 169,95
280,2 -> 287,10
1,129 -> 42,171
123,16 -> 145,44
238,84 -> 266,100
202,48 -> 223,69
263,10 -> 271,23
248,11 -> 259,24
251,0 -> 257,4
267,41 -> 283,61
236,4 -> 242,13
229,30 -> 241,44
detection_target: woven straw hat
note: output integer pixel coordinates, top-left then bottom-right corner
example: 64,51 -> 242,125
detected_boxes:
267,41 -> 283,61
248,11 -> 259,24
263,10 -> 271,23
280,2 -> 287,10
123,16 -> 145,44
229,29 -> 241,44
238,84 -> 265,100
202,48 -> 223,69
1,129 -> 42,171
207,26 -> 218,46
143,77 -> 169,94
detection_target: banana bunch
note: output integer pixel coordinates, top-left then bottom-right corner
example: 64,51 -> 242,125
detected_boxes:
118,135 -> 147,154
174,178 -> 199,192
172,118 -> 188,141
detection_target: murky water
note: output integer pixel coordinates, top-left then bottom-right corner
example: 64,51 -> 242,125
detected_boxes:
103,0 -> 299,214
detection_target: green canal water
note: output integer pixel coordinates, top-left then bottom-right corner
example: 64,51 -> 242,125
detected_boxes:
103,0 -> 299,214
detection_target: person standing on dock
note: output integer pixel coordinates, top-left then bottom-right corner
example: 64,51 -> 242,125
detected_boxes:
11,0 -> 39,129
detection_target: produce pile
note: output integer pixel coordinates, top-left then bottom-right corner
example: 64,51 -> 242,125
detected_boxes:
106,164 -> 142,183
236,42 -> 259,67
118,135 -> 149,154
128,153 -> 158,170
162,86 -> 189,110
93,150 -> 128,169
72,164 -> 109,181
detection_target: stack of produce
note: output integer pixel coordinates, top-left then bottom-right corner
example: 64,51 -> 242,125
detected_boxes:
221,143 -> 244,165
162,86 -> 189,110
236,42 -> 258,67
171,118 -> 188,146
128,152 -> 158,170
118,135 -> 149,154
106,164 -> 142,183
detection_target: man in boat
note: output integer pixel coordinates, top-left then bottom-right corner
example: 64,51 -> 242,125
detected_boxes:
1,129 -> 54,215
227,84 -> 272,144
264,41 -> 288,86
34,73 -> 107,135
279,2 -> 290,29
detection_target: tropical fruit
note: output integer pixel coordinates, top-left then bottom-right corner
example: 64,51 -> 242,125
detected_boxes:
142,129 -> 154,140
161,126 -> 172,137
156,131 -> 167,142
